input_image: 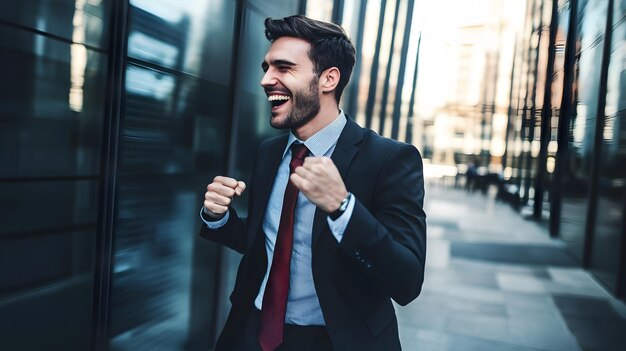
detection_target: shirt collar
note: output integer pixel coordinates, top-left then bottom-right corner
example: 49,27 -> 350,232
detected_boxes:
283,110 -> 347,157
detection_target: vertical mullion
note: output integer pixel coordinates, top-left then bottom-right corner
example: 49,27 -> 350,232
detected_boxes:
391,0 -> 416,140
551,0 -> 578,236
377,0 -> 401,135
346,0 -> 368,117
300,0 -> 308,14
404,32 -> 421,145
364,0 -> 388,129
534,0 -> 559,219
209,0 -> 246,346
332,0 -> 345,23
516,0 -> 538,199
618,194 -> 626,297
501,34 -> 519,171
91,0 -> 130,350
583,0 -> 614,268
522,0 -> 544,205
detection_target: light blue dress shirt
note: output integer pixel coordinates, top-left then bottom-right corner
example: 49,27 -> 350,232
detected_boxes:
201,111 -> 355,326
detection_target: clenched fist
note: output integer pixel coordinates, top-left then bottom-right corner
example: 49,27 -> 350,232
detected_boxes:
290,156 -> 348,213
203,176 -> 246,220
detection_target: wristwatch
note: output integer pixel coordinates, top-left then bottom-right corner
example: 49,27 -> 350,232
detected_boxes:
329,192 -> 351,220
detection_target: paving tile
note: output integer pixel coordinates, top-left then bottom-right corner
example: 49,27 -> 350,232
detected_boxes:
447,298 -> 507,316
552,294 -> 624,320
559,317 -> 626,351
427,220 -> 460,232
445,312 -> 513,343
399,328 -> 449,351
496,271 -> 546,293
427,224 -> 447,238
426,238 -> 451,268
446,333 -> 546,351
438,283 -> 506,304
508,312 -> 580,351
503,291 -> 559,313
450,242 -> 578,267
531,268 -> 551,280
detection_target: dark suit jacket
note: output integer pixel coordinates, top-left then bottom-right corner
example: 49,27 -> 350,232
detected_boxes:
200,117 -> 426,350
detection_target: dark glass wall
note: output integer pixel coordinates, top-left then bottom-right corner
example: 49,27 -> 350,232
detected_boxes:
505,0 -> 626,298
559,0 -> 608,261
0,0 -> 109,350
108,0 -> 238,350
589,0 -> 625,292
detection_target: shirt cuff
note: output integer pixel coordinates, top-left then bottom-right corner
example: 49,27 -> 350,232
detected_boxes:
326,194 -> 355,243
200,207 -> 229,229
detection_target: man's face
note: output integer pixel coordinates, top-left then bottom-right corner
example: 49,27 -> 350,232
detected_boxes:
260,37 -> 321,129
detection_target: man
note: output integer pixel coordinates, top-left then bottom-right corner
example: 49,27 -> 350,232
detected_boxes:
199,15 -> 426,351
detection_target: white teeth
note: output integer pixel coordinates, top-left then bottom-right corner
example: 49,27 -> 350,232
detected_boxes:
268,95 -> 291,102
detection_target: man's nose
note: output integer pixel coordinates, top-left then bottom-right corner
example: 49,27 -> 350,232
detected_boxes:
260,70 -> 276,87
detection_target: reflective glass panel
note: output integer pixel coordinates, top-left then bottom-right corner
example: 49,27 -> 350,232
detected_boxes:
0,0 -> 109,49
128,0 -> 236,82
559,0 -> 608,260
109,1 -> 236,349
0,23 -> 105,351
589,0 -> 626,291
0,26 -> 107,179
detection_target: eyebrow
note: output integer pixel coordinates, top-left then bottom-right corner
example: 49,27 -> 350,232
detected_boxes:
261,59 -> 297,71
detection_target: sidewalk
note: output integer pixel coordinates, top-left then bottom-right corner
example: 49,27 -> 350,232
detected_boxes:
397,185 -> 626,351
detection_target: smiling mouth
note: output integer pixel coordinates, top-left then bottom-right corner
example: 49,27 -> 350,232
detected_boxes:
268,95 -> 291,108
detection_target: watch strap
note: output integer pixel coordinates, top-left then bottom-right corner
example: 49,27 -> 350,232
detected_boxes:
329,193 -> 351,220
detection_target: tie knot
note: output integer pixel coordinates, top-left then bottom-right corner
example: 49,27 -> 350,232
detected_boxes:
290,143 -> 309,161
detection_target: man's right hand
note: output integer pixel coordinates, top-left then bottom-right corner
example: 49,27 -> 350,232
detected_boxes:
203,176 -> 246,220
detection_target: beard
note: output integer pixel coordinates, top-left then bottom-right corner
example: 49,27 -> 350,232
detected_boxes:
270,76 -> 320,130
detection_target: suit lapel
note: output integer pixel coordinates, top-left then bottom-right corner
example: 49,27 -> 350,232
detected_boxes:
247,135 -> 288,249
311,117 -> 364,250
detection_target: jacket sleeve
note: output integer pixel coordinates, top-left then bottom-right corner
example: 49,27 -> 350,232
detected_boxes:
198,207 -> 248,254
338,143 -> 427,305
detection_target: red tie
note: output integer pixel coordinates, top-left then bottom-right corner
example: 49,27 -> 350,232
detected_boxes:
258,143 -> 309,351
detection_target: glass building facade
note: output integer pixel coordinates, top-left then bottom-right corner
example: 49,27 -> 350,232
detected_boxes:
503,0 -> 626,299
0,0 -> 424,350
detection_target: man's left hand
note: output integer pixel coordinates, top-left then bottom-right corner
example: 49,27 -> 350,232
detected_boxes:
290,156 -> 348,213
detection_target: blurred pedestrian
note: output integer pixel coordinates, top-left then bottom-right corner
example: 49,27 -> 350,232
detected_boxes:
465,156 -> 478,192
199,15 -> 426,351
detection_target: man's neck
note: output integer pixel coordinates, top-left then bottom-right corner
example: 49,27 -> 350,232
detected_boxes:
292,104 -> 340,141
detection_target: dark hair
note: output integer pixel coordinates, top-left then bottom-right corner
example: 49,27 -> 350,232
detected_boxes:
264,15 -> 356,103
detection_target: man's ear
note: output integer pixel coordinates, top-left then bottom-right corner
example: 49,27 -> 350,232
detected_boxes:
320,67 -> 340,93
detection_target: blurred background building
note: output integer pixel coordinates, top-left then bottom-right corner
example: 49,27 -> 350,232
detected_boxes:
0,0 -> 625,350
